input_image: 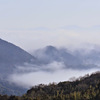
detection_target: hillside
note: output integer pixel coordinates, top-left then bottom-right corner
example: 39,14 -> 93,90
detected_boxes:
0,78 -> 26,96
33,46 -> 82,65
0,38 -> 100,97
0,38 -> 36,77
0,39 -> 37,95
0,71 -> 100,100
32,46 -> 98,70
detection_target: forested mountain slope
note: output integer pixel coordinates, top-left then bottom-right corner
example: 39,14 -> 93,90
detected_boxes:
0,72 -> 100,100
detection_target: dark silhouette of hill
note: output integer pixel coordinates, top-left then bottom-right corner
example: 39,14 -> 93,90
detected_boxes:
0,38 -> 36,76
0,38 -> 36,95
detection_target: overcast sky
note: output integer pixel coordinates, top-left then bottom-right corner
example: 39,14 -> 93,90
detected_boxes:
0,0 -> 100,52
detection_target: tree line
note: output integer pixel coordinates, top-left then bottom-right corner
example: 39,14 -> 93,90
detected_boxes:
0,71 -> 100,100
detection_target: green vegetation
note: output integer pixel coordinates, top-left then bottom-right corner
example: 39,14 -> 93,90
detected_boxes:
0,71 -> 100,100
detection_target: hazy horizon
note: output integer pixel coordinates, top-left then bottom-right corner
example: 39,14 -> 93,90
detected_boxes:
0,0 -> 100,52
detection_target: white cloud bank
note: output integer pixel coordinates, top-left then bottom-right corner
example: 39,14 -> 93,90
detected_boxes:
8,61 -> 100,88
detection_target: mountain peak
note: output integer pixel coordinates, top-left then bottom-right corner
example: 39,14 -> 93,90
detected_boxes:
46,45 -> 56,50
45,45 -> 58,52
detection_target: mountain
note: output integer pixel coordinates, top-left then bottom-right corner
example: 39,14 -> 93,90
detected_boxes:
0,38 -> 36,76
0,39 -> 100,96
1,71 -> 100,100
33,46 -> 81,64
32,46 -> 95,69
73,48 -> 100,67
0,78 -> 26,96
0,38 -> 37,95
0,39 -> 35,63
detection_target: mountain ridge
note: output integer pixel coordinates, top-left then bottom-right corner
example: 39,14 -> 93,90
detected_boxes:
0,39 -> 100,96
0,38 -> 37,95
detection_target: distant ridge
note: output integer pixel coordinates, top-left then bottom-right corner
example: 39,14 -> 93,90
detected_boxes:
32,45 -> 100,69
0,38 -> 36,76
33,45 -> 83,68
0,38 -> 38,95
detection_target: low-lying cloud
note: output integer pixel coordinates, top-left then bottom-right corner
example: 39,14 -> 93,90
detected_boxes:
8,61 -> 100,88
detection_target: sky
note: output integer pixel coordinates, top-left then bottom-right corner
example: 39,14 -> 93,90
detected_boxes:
0,0 -> 100,87
0,0 -> 100,51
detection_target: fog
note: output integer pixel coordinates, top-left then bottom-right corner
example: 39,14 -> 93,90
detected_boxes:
8,61 -> 100,88
1,27 -> 100,52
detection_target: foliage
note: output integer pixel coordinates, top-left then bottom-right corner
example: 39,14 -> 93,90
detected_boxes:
1,71 -> 100,100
